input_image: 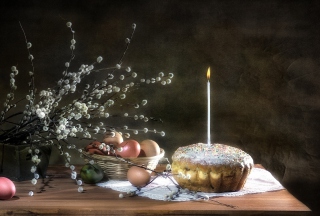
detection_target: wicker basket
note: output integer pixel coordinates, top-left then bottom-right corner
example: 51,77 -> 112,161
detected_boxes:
81,149 -> 165,180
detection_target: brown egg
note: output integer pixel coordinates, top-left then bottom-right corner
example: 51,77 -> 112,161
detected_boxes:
138,139 -> 160,157
127,166 -> 151,187
103,131 -> 123,147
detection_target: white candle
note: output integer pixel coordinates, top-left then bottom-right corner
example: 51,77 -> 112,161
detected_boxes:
207,67 -> 211,146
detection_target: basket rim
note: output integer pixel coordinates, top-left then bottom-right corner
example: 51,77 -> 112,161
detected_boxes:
82,148 -> 165,161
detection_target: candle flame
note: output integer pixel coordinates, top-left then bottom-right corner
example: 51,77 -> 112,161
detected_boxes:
207,67 -> 210,80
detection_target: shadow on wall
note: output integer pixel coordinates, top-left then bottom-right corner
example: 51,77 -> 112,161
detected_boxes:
212,39 -> 320,211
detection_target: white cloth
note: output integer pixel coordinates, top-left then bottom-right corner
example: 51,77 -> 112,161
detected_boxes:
96,167 -> 284,201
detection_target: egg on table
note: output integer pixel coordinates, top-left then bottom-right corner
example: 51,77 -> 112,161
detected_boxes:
127,166 -> 151,187
0,177 -> 16,200
138,139 -> 160,157
80,163 -> 104,184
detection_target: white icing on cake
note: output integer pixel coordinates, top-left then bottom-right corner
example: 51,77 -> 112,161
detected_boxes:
172,143 -> 253,167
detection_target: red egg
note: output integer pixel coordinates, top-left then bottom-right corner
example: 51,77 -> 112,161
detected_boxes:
116,140 -> 140,158
127,166 -> 151,187
0,177 -> 16,200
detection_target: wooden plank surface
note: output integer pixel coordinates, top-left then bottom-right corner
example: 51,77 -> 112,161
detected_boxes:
0,164 -> 311,215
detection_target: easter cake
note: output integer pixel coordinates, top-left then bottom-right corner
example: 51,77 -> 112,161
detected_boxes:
171,143 -> 253,193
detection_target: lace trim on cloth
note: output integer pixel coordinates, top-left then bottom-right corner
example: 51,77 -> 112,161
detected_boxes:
96,167 -> 285,201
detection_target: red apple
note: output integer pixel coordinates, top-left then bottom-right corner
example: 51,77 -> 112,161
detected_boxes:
116,140 -> 140,158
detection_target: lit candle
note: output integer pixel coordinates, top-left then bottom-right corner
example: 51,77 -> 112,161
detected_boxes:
207,67 -> 211,146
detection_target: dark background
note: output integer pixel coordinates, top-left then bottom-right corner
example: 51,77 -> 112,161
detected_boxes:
1,0 -> 320,213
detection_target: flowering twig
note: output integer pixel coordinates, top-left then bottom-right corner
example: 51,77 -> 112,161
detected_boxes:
0,21 -> 174,196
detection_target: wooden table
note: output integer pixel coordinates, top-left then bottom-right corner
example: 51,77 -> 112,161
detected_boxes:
0,164 -> 311,215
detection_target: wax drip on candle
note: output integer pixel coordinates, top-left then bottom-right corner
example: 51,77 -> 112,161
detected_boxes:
207,67 -> 211,146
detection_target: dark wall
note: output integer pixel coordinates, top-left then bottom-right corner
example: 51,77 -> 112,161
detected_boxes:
1,0 -> 319,212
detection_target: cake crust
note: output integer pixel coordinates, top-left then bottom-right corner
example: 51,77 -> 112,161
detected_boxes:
171,143 -> 254,193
